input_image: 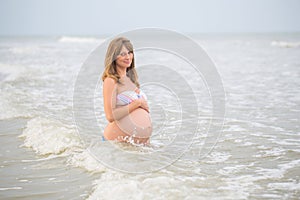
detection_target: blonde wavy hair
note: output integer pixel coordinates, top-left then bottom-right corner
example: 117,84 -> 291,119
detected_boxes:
102,37 -> 140,88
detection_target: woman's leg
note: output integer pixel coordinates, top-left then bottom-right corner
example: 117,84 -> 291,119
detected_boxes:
104,123 -> 150,144
103,122 -> 128,141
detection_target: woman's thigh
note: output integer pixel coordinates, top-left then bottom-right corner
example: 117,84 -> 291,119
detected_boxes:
104,122 -> 126,140
104,122 -> 149,144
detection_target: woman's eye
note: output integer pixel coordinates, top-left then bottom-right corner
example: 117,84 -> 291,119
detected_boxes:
119,51 -> 133,57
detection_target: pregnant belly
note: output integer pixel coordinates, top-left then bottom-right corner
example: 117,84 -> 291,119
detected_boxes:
117,108 -> 152,139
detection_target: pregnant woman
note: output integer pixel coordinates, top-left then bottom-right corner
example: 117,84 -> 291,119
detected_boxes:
102,37 -> 152,144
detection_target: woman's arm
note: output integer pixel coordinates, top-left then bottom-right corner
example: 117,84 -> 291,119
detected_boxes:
103,77 -> 142,122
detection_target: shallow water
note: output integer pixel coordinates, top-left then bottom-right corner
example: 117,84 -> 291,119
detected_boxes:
0,34 -> 300,199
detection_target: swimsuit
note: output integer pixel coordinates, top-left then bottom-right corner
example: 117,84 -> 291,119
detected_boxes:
116,89 -> 147,106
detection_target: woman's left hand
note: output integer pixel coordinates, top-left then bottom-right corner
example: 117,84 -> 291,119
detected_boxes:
141,100 -> 149,113
139,98 -> 150,113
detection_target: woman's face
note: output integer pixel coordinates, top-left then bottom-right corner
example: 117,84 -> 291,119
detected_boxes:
115,45 -> 133,69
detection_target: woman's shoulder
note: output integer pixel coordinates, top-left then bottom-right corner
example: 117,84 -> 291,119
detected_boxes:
103,77 -> 118,91
103,77 -> 117,85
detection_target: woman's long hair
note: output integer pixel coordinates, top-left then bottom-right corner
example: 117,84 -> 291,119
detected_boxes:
102,37 -> 140,88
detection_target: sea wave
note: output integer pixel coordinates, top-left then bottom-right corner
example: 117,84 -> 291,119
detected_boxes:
255,159 -> 300,179
271,41 -> 300,48
19,117 -> 82,155
87,175 -> 206,200
58,36 -> 104,44
9,46 -> 40,54
19,117 -> 106,173
0,70 -> 34,120
0,63 -> 27,82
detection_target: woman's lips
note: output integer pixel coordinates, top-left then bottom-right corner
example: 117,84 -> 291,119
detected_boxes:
123,60 -> 131,65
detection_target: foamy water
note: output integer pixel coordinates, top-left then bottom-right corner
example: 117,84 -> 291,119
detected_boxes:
0,34 -> 300,199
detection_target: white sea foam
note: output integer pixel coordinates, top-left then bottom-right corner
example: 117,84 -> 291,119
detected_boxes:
0,100 -> 32,120
0,63 -> 27,82
218,175 -> 263,199
271,41 -> 300,48
217,164 -> 254,176
19,117 -> 82,155
58,36 -> 104,44
205,151 -> 231,164
9,46 -> 40,54
0,80 -> 34,120
273,138 -> 300,146
66,149 -> 106,173
88,178 -> 144,200
87,175 -> 207,200
255,159 -> 300,179
19,117 -> 107,173
253,147 -> 286,158
268,181 -> 300,191
0,187 -> 23,191
217,160 -> 300,198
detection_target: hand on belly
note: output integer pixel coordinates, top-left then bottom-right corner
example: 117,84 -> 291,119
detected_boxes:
116,108 -> 152,139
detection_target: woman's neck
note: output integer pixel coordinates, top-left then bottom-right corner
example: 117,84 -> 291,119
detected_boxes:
117,68 -> 127,77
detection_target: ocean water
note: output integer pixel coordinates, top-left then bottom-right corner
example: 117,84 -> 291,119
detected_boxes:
0,33 -> 300,199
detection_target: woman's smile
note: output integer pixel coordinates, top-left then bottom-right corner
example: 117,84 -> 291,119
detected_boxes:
123,59 -> 131,65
